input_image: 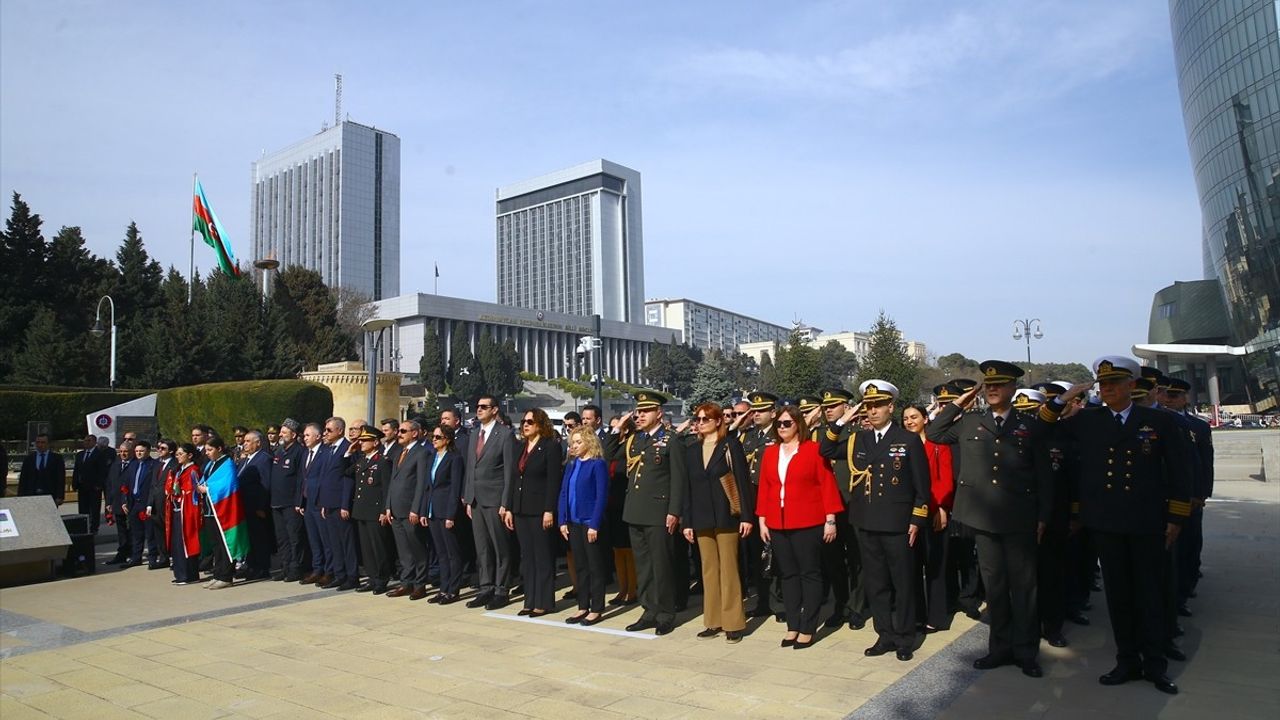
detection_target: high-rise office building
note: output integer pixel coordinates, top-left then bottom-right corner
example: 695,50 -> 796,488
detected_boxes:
645,297 -> 792,353
495,159 -> 644,323
251,121 -> 400,300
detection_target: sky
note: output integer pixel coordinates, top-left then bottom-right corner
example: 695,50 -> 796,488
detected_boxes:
0,0 -> 1203,366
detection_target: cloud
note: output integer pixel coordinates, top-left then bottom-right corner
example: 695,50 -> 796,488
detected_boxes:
670,1 -> 1163,107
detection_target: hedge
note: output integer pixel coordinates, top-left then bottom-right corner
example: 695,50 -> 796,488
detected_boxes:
155,380 -> 333,441
0,388 -> 153,440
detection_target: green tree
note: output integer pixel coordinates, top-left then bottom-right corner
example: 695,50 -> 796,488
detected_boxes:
689,351 -> 737,407
268,266 -> 354,372
722,351 -> 759,393
497,338 -> 524,397
195,269 -> 265,383
817,340 -> 859,390
641,335 -> 700,397
758,350 -> 776,392
773,332 -> 823,397
450,345 -> 485,403
418,325 -> 448,393
857,311 -> 921,404
109,222 -> 166,387
475,329 -> 503,398
11,308 -> 80,385
0,193 -> 47,380
138,268 -> 200,388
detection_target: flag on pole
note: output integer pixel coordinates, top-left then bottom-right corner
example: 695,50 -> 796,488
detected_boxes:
201,456 -> 250,561
192,178 -> 241,278
435,263 -> 440,278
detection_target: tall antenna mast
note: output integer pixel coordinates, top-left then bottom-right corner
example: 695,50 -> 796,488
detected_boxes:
334,73 -> 343,126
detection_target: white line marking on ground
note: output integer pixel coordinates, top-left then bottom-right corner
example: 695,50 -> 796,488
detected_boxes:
482,611 -> 658,639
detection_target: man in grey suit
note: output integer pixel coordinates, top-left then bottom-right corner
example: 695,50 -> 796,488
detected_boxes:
463,395 -> 518,610
385,419 -> 431,600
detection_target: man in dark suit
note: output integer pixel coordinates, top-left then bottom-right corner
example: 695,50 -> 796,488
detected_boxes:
71,435 -> 109,533
297,423 -> 331,585
1046,357 -> 1192,695
103,442 -> 135,565
272,419 -> 308,582
841,381 -> 930,662
379,418 -> 404,466
316,417 -> 355,590
238,430 -> 275,580
123,440 -> 155,567
18,433 -> 66,504
927,361 -> 1053,678
463,395 -> 518,610
386,419 -> 431,600
146,439 -> 178,569
607,390 -> 687,636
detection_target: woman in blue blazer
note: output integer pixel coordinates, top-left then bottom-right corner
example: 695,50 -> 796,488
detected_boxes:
418,424 -> 464,604
558,426 -> 610,624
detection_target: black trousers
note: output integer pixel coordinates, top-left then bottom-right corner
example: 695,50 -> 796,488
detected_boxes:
974,530 -> 1039,662
631,523 -> 676,624
147,513 -> 168,564
1065,528 -> 1093,614
859,528 -> 918,650
391,516 -> 429,588
112,504 -> 131,559
128,511 -> 148,564
921,524 -> 953,629
1176,506 -> 1203,601
428,520 -> 463,595
304,506 -> 328,575
1038,526 -> 1068,635
772,525 -> 825,635
743,530 -> 778,611
211,532 -> 234,582
514,513 -> 556,611
321,510 -> 358,582
821,515 -> 852,618
672,534 -> 692,609
1094,531 -> 1168,676
949,527 -> 984,614
245,507 -> 274,576
78,486 -> 102,534
569,523 -> 608,613
356,519 -> 395,588
271,506 -> 307,579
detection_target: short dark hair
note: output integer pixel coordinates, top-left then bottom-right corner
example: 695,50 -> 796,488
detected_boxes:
158,438 -> 177,453
581,404 -> 602,417
380,418 -> 398,427
134,439 -> 151,450
477,394 -> 498,408
564,411 -> 581,423
206,435 -> 228,452
232,426 -> 248,435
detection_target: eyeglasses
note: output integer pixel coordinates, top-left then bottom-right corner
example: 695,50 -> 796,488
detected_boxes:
694,416 -> 714,423
476,403 -> 494,410
324,427 -> 339,433
521,419 -> 536,425
776,420 -> 796,429
723,412 -> 738,418
432,434 -> 446,440
396,429 -> 411,434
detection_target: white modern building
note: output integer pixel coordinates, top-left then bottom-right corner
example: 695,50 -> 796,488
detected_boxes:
645,298 -> 791,354
369,293 -> 679,385
251,120 -> 401,300
496,160 -> 644,323
739,329 -> 928,365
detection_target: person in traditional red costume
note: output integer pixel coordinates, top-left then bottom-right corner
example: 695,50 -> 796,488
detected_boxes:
165,442 -> 204,585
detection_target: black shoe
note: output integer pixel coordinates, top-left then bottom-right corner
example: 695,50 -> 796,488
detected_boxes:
1177,604 -> 1193,617
697,627 -> 721,638
517,609 -> 532,617
1091,581 -> 1102,592
148,563 -> 166,570
466,593 -> 493,609
1165,646 -> 1187,662
864,642 -> 894,657
964,607 -> 983,621
121,561 -> 141,568
1066,611 -> 1091,626
1082,601 -> 1093,611
774,613 -> 786,623
581,614 -> 603,626
321,578 -> 343,589
848,614 -> 867,631
726,630 -> 743,643
1146,673 -> 1179,695
1173,623 -> 1185,638
1021,661 -> 1044,678
562,589 -> 577,601
626,619 -> 656,633
1099,666 -> 1142,686
747,605 -> 773,618
1045,632 -> 1068,648
896,649 -> 913,662
792,637 -> 814,650
356,583 -> 374,593
565,613 -> 587,624
437,593 -> 460,605
973,654 -> 1013,670
105,557 -> 125,566
283,574 -> 301,583
781,637 -> 796,648
823,614 -> 845,630
655,623 -> 674,636
372,586 -> 388,596
485,595 -> 509,611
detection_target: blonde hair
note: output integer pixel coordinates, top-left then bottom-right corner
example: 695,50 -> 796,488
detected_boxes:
569,426 -> 603,460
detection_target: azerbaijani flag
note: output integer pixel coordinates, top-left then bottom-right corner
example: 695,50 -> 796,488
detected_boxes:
192,178 -> 241,278
203,455 -> 250,561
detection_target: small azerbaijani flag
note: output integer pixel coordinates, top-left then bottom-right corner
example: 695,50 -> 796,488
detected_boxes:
192,177 -> 241,278
203,455 -> 250,561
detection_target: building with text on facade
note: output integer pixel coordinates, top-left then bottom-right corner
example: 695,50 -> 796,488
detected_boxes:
644,298 -> 792,354
738,326 -> 928,367
251,120 -> 400,300
496,159 -> 644,323
368,293 -> 680,385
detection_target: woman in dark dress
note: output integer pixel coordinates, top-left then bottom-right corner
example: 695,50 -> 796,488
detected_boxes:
505,408 -> 564,616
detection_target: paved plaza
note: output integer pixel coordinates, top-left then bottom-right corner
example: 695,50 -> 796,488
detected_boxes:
2,433 -> 1278,719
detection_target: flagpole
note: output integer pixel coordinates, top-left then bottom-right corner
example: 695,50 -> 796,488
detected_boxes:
434,262 -> 438,295
189,172 -> 197,304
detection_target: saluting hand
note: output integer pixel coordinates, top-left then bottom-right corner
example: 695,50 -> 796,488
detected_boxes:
1060,380 -> 1095,404
955,384 -> 982,410
804,406 -> 823,427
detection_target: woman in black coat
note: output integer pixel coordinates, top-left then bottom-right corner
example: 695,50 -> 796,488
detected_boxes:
682,402 -> 754,642
503,408 -> 564,616
419,424 -> 465,604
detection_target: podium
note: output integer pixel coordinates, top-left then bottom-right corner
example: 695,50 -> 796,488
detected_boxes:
0,496 -> 72,586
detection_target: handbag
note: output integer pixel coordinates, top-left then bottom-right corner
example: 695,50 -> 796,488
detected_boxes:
719,445 -> 741,517
761,541 -> 774,575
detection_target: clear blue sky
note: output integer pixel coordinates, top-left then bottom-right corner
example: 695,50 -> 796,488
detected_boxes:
0,0 -> 1202,365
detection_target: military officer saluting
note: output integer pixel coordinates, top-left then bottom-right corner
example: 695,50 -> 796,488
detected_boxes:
606,390 -> 687,636
1045,357 -> 1192,695
927,360 -> 1052,679
738,391 -> 781,618
811,387 -> 868,630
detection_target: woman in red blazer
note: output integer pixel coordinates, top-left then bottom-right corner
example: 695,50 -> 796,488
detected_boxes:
757,406 -> 844,649
903,404 -> 955,632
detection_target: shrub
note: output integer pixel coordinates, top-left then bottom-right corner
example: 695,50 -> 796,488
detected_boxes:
155,380 -> 332,440
0,388 -> 152,440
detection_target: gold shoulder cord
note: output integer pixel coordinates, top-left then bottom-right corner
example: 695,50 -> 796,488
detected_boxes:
846,431 -> 872,494
625,435 -> 643,477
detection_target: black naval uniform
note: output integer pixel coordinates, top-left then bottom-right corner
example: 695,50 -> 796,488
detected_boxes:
1037,423 -> 1075,642
349,448 -> 395,592
741,424 -> 779,615
1175,409 -> 1212,605
607,425 -> 687,629
818,420 -> 873,626
928,403 -> 1052,667
845,423 -> 931,653
1044,400 -> 1192,680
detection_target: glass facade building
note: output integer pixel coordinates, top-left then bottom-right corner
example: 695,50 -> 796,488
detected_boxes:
495,160 -> 644,323
250,121 -> 401,300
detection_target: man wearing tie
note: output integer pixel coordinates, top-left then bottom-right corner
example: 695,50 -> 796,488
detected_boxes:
71,435 -> 108,533
18,434 -> 66,504
463,395 -> 518,610
104,441 -> 135,565
146,439 -> 178,569
297,424 -> 331,586
385,420 -> 432,600
124,440 -> 155,567
316,417 -> 355,590
238,430 -> 275,580
271,419 -> 308,582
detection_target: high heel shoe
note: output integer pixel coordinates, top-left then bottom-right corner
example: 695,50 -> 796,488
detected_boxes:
793,635 -> 815,650
781,635 -> 798,648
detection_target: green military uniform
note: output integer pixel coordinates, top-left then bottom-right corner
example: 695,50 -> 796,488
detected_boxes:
815,387 -> 869,628
738,391 -> 779,616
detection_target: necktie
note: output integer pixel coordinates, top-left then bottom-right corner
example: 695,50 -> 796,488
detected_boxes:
995,416 -> 1005,431
134,463 -> 144,494
37,453 -> 45,471
475,428 -> 486,459
1115,413 -> 1124,428
875,430 -> 883,444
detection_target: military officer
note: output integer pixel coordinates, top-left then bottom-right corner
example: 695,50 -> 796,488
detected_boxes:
798,396 -> 822,440
606,390 -> 687,635
349,427 -> 395,594
1161,377 -> 1212,615
1045,357 -> 1192,695
739,391 -> 781,618
927,361 -> 1052,678
1017,388 -> 1074,648
812,387 -> 870,629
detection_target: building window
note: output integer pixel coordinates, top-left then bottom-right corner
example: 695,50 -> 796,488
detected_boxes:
1158,302 -> 1178,319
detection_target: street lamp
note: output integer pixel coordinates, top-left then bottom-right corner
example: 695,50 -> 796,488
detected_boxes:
362,317 -> 395,424
1012,318 -> 1044,378
91,295 -> 117,391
